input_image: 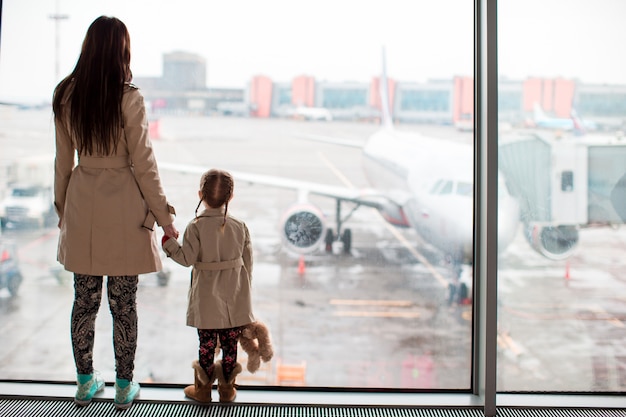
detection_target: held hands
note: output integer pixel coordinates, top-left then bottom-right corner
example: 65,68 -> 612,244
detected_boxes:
162,223 -> 179,240
161,204 -> 179,246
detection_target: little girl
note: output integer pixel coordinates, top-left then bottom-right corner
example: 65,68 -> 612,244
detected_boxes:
162,169 -> 254,403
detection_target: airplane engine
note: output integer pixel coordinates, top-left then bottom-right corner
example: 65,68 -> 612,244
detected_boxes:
279,204 -> 327,254
524,224 -> 579,261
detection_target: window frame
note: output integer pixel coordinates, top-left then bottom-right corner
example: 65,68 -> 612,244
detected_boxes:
0,1 -> 624,414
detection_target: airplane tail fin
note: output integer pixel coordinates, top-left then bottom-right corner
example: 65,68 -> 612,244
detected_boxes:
533,102 -> 547,122
570,108 -> 586,136
380,47 -> 393,129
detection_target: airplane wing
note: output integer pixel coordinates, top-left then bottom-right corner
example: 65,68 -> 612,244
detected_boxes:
295,133 -> 365,149
158,161 -> 410,211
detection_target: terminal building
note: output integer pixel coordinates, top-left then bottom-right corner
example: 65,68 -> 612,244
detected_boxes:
135,51 -> 626,130
134,51 -> 244,114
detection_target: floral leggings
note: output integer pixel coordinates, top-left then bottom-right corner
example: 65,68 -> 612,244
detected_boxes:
71,274 -> 138,381
198,326 -> 244,381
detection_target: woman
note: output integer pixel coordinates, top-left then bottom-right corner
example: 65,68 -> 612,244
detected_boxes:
52,16 -> 178,410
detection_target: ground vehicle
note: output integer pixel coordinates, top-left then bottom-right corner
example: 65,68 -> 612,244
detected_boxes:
0,240 -> 22,297
0,184 -> 56,229
0,155 -> 56,230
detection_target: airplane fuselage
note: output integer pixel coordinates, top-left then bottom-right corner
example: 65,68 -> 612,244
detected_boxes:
361,127 -> 519,263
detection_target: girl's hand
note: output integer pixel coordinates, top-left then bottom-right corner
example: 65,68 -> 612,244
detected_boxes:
162,223 -> 179,239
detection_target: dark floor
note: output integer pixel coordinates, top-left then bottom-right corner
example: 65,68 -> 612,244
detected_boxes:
0,381 -> 624,417
2,398 -> 626,417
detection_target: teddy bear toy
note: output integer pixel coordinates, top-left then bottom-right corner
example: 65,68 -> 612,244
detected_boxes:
239,320 -> 274,373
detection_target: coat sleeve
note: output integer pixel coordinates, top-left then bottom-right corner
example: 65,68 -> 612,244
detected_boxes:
242,222 -> 253,280
123,87 -> 174,227
163,223 -> 200,267
54,115 -> 75,221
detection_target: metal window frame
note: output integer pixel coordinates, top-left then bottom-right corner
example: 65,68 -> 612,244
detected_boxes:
473,0 -> 498,415
0,1 -> 624,415
474,1 -> 625,414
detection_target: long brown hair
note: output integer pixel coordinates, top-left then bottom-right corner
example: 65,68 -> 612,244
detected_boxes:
195,169 -> 235,230
52,16 -> 132,156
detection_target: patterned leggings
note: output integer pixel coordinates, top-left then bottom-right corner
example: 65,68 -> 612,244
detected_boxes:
198,327 -> 244,381
71,274 -> 138,381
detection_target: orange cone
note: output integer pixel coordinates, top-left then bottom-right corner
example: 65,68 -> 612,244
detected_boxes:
298,255 -> 306,275
149,119 -> 160,140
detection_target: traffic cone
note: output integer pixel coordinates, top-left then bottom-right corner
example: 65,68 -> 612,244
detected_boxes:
564,260 -> 570,281
149,119 -> 160,140
297,255 -> 306,275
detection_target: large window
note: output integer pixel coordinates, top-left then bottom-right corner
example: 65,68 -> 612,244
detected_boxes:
0,0 -> 474,390
1,0 -> 624,405
497,0 -> 626,392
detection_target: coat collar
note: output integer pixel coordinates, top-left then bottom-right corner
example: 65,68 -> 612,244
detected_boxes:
197,207 -> 225,218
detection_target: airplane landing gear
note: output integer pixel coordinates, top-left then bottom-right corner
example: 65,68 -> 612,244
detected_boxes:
448,281 -> 469,305
324,228 -> 352,254
325,229 -> 334,252
447,262 -> 472,305
341,229 -> 352,253
324,199 -> 358,255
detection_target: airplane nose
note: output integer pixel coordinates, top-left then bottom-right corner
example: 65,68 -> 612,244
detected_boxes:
443,207 -> 474,262
446,196 -> 518,261
497,197 -> 520,253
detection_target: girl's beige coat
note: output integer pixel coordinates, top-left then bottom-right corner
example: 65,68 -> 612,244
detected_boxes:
54,84 -> 174,276
163,208 -> 255,329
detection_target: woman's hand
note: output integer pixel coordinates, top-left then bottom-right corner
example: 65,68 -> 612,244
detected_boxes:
162,223 -> 179,239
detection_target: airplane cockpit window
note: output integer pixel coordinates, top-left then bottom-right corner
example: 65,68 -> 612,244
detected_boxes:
429,179 -> 444,194
455,182 -> 472,197
429,179 -> 455,195
439,180 -> 454,195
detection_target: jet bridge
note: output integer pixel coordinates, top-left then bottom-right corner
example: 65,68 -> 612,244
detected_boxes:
498,131 -> 626,260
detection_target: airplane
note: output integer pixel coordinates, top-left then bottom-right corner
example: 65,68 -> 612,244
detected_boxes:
0,100 -> 50,110
286,105 -> 333,121
158,50 -> 523,278
531,102 -> 596,133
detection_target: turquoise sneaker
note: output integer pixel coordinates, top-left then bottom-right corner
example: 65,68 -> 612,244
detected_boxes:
114,378 -> 140,410
74,371 -> 105,406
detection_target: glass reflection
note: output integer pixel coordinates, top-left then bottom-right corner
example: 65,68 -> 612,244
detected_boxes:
498,0 -> 626,392
0,1 -> 474,389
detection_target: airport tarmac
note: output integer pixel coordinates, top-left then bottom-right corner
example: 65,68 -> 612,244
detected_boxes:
0,110 -> 624,392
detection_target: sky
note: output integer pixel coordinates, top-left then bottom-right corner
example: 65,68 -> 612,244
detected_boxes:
1,0 -> 625,103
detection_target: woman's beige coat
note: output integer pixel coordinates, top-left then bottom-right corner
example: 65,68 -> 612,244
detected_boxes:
162,207 -> 255,329
54,84 -> 174,276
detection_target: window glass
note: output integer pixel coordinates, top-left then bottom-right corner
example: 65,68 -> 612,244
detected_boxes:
439,181 -> 453,195
430,179 -> 444,194
400,89 -> 451,112
456,182 -> 472,197
0,0 -> 473,389
498,0 -> 626,392
321,88 -> 369,109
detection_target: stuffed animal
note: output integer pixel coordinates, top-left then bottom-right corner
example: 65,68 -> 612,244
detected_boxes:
239,321 -> 274,373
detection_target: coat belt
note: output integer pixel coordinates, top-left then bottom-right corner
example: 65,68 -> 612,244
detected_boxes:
194,258 -> 244,271
78,155 -> 131,169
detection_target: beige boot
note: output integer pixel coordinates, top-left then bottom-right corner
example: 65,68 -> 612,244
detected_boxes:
184,360 -> 215,403
214,360 -> 242,403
